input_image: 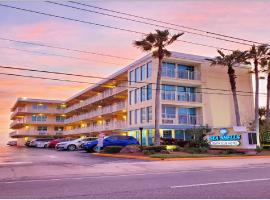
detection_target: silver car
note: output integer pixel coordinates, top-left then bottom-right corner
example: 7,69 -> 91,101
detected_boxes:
56,137 -> 96,151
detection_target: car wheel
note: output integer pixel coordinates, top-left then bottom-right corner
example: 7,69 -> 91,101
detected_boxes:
44,144 -> 48,148
92,145 -> 102,153
67,144 -> 76,151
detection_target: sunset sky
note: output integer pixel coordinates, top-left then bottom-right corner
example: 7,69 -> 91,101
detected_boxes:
0,0 -> 269,144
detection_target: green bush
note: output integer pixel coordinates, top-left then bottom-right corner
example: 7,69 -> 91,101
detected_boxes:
142,150 -> 156,155
174,146 -> 184,152
103,146 -> 123,154
142,145 -> 166,153
184,147 -> 209,154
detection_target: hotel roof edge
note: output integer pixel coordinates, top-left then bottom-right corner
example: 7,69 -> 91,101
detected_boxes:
65,53 -> 152,102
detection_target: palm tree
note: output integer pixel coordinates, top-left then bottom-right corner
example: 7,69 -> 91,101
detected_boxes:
247,44 -> 269,146
207,50 -> 249,126
262,58 -> 270,121
133,30 -> 184,146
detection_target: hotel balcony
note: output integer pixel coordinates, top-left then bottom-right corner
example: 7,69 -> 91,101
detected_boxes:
10,117 -> 64,129
161,70 -> 202,86
65,82 -> 128,113
10,106 -> 65,119
65,101 -> 127,124
161,114 -> 202,126
161,91 -> 202,103
9,130 -> 64,138
63,120 -> 127,135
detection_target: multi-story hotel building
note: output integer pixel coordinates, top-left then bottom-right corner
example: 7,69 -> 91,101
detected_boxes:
9,52 -> 254,146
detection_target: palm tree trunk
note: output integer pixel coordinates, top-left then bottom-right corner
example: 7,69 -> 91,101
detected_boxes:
228,67 -> 241,126
154,57 -> 162,146
254,60 -> 260,146
266,73 -> 270,121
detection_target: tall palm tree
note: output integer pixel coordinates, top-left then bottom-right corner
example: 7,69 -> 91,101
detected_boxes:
207,50 -> 249,126
247,44 -> 269,146
262,58 -> 270,121
133,30 -> 184,146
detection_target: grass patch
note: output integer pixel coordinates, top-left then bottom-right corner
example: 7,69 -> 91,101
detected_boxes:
149,153 -> 253,159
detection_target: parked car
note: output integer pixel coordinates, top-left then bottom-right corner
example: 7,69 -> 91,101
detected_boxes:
29,138 -> 53,148
79,137 -> 97,148
47,138 -> 69,148
83,135 -> 139,152
6,140 -> 17,146
25,141 -> 31,147
56,137 -> 97,151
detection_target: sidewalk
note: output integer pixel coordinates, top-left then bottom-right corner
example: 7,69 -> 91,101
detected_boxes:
94,153 -> 270,161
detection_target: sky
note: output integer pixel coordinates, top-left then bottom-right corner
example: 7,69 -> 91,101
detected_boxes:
0,0 -> 269,145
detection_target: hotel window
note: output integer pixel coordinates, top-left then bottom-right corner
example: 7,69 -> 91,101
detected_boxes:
161,85 -> 176,100
56,115 -> 65,122
141,108 -> 146,123
162,106 -> 176,118
177,86 -> 196,102
147,84 -> 152,100
248,132 -> 257,145
129,70 -> 135,85
141,86 -> 146,101
178,108 -> 197,124
54,126 -> 64,131
147,62 -> 152,78
162,62 -> 175,78
32,115 -> 47,122
105,119 -> 110,126
129,90 -> 135,105
141,64 -> 147,81
135,109 -> 139,124
147,106 -> 152,123
32,104 -> 48,110
93,121 -> 97,127
177,65 -> 195,80
148,130 -> 153,145
135,67 -> 141,82
129,111 -> 132,125
136,109 -> 140,124
135,88 -> 140,103
37,126 -> 47,131
175,130 -> 185,140
163,130 -> 172,138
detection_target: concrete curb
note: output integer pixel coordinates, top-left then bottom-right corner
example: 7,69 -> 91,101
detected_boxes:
93,153 -> 270,161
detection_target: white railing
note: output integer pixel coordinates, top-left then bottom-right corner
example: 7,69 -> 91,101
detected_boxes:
161,91 -> 202,103
10,119 -> 26,128
11,106 -> 64,119
162,70 -> 200,80
9,130 -> 64,137
161,114 -> 202,126
64,120 -> 127,135
65,101 -> 127,124
65,82 -> 128,113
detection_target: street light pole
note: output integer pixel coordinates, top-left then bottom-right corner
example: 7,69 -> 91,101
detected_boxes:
139,127 -> 143,147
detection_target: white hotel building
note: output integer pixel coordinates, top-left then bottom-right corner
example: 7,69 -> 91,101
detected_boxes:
9,52 -> 254,146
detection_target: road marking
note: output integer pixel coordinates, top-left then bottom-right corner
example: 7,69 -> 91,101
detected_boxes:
1,165 -> 270,184
170,177 -> 270,189
0,162 -> 32,165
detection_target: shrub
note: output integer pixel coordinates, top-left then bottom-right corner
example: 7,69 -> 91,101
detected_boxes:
184,147 -> 209,154
174,146 -> 184,152
103,146 -> 123,154
142,145 -> 166,153
142,150 -> 155,155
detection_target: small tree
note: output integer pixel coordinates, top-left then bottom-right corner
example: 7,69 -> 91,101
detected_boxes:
134,30 -> 184,146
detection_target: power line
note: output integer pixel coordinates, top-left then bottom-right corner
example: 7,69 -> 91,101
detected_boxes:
0,46 -> 124,65
0,3 -> 233,51
0,37 -> 133,61
68,1 -> 265,45
0,71 -> 259,97
46,1 -> 252,47
0,64 -> 264,96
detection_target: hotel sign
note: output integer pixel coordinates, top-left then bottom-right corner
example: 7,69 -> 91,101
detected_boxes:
209,128 -> 241,146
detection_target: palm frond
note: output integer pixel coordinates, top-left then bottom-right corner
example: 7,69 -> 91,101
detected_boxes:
166,32 -> 184,45
133,39 -> 153,51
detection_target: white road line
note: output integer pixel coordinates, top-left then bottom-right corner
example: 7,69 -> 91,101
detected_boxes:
0,162 -> 32,165
1,165 -> 270,184
170,177 -> 270,189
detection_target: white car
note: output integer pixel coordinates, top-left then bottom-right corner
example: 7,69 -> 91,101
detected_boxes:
55,137 -> 96,151
29,138 -> 52,148
35,139 -> 53,148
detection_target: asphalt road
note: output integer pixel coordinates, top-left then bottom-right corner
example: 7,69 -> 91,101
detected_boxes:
2,146 -> 270,198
